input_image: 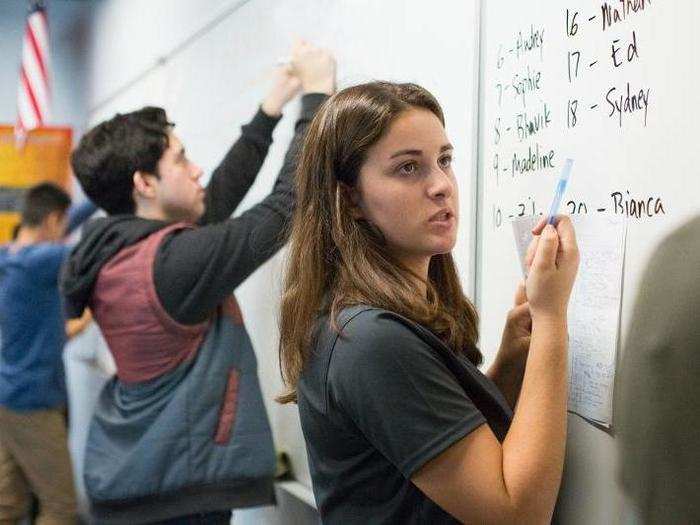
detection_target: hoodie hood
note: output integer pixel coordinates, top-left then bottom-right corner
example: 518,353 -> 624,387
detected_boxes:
61,216 -> 167,318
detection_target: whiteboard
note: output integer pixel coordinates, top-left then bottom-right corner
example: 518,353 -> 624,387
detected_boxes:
476,1 -> 700,523
85,0 -> 481,495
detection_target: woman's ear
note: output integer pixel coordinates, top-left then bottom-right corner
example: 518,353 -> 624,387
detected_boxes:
133,171 -> 157,199
340,182 -> 364,220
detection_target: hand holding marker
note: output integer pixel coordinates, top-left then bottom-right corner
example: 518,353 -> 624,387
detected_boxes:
522,159 -> 573,276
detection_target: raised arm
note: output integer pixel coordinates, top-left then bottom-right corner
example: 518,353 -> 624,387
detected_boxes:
154,43 -> 335,325
66,199 -> 97,234
198,66 -> 303,225
412,217 -> 579,524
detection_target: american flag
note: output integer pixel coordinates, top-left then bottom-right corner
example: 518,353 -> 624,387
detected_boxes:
15,1 -> 51,141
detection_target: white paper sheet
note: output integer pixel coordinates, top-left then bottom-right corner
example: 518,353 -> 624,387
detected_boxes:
512,215 -> 626,427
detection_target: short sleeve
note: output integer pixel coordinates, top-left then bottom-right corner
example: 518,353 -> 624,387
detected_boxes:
327,310 -> 486,478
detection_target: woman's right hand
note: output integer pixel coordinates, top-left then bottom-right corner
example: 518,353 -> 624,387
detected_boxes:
524,215 -> 579,322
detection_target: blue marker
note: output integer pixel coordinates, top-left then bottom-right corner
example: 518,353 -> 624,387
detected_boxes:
546,158 -> 573,225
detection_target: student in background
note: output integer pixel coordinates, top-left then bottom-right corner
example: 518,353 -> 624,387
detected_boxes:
615,215 -> 700,524
0,183 -> 95,525
61,41 -> 335,524
12,210 -> 93,338
278,81 -> 580,524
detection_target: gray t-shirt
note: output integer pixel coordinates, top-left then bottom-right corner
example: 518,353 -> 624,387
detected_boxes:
298,306 -> 513,524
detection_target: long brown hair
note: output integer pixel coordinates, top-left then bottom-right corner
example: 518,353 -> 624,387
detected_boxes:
278,81 -> 480,404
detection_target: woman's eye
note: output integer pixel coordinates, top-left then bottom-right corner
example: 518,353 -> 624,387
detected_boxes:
439,155 -> 453,168
398,162 -> 418,175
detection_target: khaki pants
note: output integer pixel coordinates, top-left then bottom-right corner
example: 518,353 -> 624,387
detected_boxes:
0,406 -> 77,525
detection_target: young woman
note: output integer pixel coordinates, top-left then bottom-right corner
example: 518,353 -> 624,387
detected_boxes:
278,82 -> 579,524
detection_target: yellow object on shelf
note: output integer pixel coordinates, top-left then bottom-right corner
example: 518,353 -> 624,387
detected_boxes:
0,126 -> 73,243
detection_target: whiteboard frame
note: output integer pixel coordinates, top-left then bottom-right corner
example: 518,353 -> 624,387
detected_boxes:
474,0 -> 487,310
465,0 -> 484,302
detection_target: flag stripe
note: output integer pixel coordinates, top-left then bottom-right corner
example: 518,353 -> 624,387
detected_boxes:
36,12 -> 51,79
26,19 -> 48,82
27,12 -> 51,113
22,40 -> 49,118
30,11 -> 49,47
21,67 -> 42,125
16,5 -> 51,137
18,88 -> 38,130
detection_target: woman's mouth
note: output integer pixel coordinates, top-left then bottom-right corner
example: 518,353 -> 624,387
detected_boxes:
428,209 -> 454,224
